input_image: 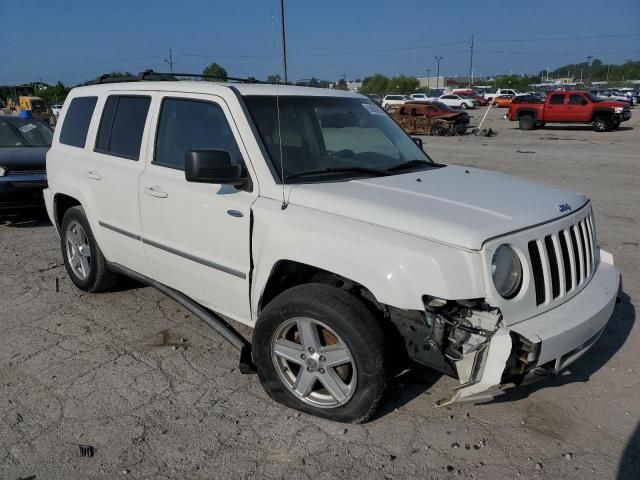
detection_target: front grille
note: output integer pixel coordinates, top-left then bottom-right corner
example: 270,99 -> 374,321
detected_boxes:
527,212 -> 596,306
7,170 -> 46,176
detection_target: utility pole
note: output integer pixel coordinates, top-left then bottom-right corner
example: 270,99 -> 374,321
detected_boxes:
165,48 -> 174,73
606,64 -> 611,83
280,0 -> 288,84
468,35 -> 474,88
435,56 -> 443,90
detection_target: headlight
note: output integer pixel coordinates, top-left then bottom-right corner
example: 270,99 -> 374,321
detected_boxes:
0,166 -> 6,176
491,245 -> 523,299
614,107 -> 624,114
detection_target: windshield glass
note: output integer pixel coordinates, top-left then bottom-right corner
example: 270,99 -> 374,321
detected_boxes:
0,118 -> 53,147
244,96 -> 432,182
585,92 -> 601,102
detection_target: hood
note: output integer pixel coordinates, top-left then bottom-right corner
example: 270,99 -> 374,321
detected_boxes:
598,100 -> 629,108
287,165 -> 588,250
0,147 -> 48,172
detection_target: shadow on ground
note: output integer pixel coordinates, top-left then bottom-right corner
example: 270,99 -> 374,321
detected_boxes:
618,422 -> 640,479
487,289 -> 634,404
0,207 -> 51,228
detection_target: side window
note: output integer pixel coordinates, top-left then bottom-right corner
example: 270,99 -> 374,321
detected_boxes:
549,94 -> 565,105
154,98 -> 242,171
59,96 -> 97,148
569,94 -> 586,105
95,95 -> 151,160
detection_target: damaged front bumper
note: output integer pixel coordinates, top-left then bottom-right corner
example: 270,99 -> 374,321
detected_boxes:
437,249 -> 620,405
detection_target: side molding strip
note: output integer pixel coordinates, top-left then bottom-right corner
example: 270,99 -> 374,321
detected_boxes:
98,221 -> 246,279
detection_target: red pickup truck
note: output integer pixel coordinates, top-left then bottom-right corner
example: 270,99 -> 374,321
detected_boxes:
507,91 -> 632,132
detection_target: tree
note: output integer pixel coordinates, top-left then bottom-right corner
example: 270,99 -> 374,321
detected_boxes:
387,75 -> 419,94
202,63 -> 227,81
359,74 -> 390,96
266,74 -> 281,83
308,77 -> 320,88
336,78 -> 348,90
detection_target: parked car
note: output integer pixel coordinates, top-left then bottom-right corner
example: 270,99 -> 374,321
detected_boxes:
485,88 -> 523,101
590,90 -> 633,107
409,93 -> 436,102
507,91 -> 631,131
389,102 -> 470,135
382,94 -> 408,109
50,104 -> 64,116
512,94 -> 544,105
45,79 -> 620,422
492,95 -> 514,108
0,116 -> 52,213
438,94 -> 475,109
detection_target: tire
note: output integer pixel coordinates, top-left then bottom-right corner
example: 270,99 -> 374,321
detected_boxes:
460,103 -> 467,110
612,119 -> 621,130
60,206 -> 119,292
518,115 -> 535,130
430,124 -> 446,136
593,116 -> 611,132
253,284 -> 389,423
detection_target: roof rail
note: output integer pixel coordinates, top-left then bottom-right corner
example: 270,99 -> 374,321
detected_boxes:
80,69 -> 264,86
138,69 -> 263,84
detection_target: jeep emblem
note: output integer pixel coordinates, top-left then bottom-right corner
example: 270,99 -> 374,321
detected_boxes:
556,202 -> 572,213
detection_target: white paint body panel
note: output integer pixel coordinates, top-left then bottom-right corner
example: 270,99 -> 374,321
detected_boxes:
45,81 -> 620,404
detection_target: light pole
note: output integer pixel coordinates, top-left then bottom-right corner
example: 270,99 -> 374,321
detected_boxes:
280,0 -> 288,84
435,56 -> 443,90
426,68 -> 431,89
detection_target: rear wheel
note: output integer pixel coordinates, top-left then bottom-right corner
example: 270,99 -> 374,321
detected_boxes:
518,115 -> 535,130
253,284 -> 389,423
593,116 -> 611,132
460,103 -> 467,110
61,206 -> 119,292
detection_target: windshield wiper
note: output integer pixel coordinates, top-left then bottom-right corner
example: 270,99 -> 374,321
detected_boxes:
286,166 -> 389,180
385,159 -> 432,172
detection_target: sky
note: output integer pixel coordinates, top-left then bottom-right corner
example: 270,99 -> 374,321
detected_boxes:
1,0 -> 639,86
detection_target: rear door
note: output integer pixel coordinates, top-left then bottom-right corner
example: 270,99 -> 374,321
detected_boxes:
545,93 -> 567,122
87,92 -> 154,275
138,93 -> 257,322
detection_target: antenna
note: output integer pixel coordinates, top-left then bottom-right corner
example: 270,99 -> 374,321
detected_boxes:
271,11 -> 287,210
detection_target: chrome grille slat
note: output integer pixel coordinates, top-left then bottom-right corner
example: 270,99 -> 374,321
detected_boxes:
527,211 -> 596,308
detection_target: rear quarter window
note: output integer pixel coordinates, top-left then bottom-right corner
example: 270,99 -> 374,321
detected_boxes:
59,96 -> 98,148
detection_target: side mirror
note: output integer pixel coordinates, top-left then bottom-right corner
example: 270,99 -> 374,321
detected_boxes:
412,137 -> 423,150
185,150 -> 246,186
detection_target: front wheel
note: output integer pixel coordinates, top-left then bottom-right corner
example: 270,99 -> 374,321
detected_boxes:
253,284 -> 389,423
612,119 -> 621,130
593,116 -> 611,132
460,103 -> 467,110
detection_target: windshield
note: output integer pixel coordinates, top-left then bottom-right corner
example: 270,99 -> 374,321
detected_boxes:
0,118 -> 53,147
585,92 -> 601,102
244,96 -> 432,182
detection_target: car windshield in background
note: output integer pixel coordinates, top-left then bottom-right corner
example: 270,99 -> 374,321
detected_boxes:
586,92 -> 602,102
430,101 -> 455,111
0,118 -> 53,148
244,96 -> 433,182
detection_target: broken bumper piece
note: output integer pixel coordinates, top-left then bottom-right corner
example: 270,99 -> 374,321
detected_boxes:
438,249 -> 620,406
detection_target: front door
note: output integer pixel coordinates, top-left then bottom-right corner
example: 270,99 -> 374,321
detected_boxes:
565,93 -> 590,122
138,94 -> 257,323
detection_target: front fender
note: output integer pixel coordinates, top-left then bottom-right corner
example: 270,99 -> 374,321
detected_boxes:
250,197 -> 486,317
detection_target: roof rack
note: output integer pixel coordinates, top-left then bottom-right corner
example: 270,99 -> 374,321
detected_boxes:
82,69 -> 264,86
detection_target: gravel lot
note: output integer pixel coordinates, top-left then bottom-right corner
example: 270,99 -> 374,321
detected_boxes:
1,108 -> 638,480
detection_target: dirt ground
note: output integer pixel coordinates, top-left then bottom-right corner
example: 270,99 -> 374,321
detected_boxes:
1,107 -> 638,480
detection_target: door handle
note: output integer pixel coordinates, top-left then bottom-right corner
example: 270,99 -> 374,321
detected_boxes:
85,169 -> 102,180
143,186 -> 168,198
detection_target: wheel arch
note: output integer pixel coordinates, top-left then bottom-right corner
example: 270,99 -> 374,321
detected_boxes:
53,193 -> 82,231
590,107 -> 614,122
515,108 -> 537,120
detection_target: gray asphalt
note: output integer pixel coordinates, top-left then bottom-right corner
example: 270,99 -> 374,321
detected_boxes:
1,108 -> 638,479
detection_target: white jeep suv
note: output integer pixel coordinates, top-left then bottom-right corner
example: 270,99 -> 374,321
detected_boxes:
44,76 -> 620,423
